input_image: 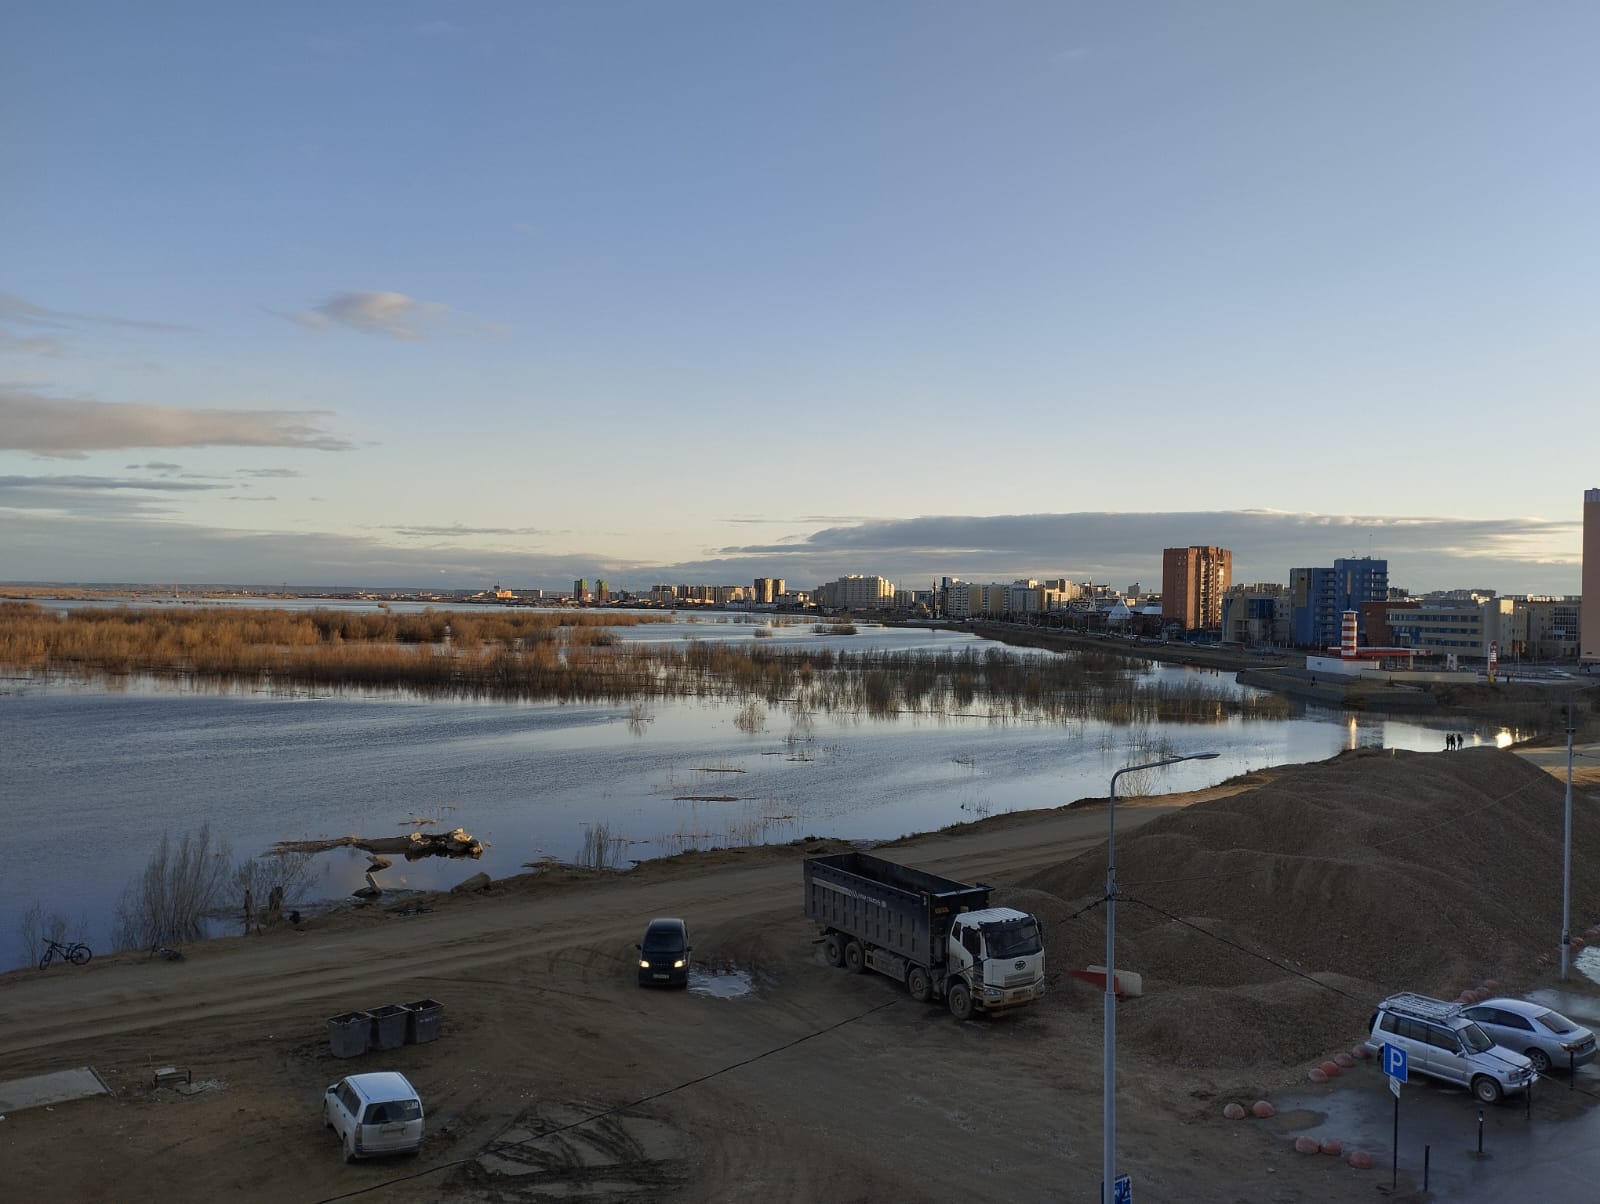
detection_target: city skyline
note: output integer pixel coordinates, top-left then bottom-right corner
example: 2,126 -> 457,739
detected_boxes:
4,5 -> 1597,593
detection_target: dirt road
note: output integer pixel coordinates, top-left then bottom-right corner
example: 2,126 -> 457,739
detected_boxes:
0,791 -> 1384,1204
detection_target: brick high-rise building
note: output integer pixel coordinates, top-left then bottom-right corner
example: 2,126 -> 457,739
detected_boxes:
1162,546 -> 1233,633
1584,488 -> 1600,666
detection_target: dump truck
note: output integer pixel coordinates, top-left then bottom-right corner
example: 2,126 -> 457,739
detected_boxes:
803,850 -> 1045,1020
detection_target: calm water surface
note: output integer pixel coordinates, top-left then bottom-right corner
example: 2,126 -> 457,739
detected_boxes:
0,621 -> 1488,969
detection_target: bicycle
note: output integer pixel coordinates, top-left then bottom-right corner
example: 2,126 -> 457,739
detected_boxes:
38,937 -> 92,970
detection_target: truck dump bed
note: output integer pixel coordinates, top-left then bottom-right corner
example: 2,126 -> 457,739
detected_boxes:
804,851 -> 992,967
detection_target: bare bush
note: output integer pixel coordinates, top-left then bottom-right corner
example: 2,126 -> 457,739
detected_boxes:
231,851 -> 315,916
16,902 -> 82,969
577,822 -> 630,871
114,822 -> 235,950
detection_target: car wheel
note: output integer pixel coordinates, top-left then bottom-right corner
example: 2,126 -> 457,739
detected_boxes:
1472,1075 -> 1503,1104
906,966 -> 931,1003
843,940 -> 866,974
823,934 -> 844,968
948,982 -> 974,1022
1526,1048 -> 1552,1074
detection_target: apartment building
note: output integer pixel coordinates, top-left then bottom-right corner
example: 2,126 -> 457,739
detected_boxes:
1384,595 -> 1514,659
1162,546 -> 1232,633
816,574 -> 895,611
1219,583 -> 1292,648
1290,557 -> 1389,647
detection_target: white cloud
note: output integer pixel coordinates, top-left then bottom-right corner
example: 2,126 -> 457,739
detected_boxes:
289,291 -> 447,341
0,388 -> 354,458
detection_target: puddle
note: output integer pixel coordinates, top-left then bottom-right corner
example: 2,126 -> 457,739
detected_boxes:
1572,946 -> 1600,989
688,966 -> 755,999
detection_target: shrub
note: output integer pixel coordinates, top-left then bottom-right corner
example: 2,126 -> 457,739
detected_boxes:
114,822 -> 235,949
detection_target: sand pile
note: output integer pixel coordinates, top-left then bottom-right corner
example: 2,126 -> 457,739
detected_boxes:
1015,747 -> 1600,1069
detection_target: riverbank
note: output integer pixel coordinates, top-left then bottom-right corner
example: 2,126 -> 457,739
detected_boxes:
960,620 -> 1600,739
5,748 -> 1598,1202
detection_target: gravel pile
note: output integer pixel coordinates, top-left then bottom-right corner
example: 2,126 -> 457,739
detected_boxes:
1013,747 -> 1600,1068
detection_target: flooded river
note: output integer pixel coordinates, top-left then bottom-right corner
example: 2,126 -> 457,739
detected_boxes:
0,619 -> 1487,969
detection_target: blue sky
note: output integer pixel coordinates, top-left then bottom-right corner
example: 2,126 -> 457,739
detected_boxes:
2,2 -> 1596,592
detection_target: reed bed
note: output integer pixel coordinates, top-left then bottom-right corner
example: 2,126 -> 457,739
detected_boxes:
0,602 -> 1290,725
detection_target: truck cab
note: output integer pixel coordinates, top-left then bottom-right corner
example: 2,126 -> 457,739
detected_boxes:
949,908 -> 1046,1014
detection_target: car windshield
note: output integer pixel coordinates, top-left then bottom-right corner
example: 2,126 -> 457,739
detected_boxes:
983,920 -> 1042,959
1536,1009 -> 1578,1034
363,1099 -> 421,1123
1460,1022 -> 1494,1054
643,928 -> 684,953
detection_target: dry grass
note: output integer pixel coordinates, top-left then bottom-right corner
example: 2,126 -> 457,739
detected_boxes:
1,602 -> 1297,728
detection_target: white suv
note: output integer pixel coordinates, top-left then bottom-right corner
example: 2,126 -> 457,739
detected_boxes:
323,1071 -> 425,1161
1365,993 -> 1536,1103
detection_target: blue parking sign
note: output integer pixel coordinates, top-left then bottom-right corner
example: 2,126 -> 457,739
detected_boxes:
1383,1043 -> 1408,1082
1112,1176 -> 1132,1204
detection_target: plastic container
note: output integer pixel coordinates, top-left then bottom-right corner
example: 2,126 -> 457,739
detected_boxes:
327,1011 -> 372,1059
403,998 -> 444,1045
368,1004 -> 409,1051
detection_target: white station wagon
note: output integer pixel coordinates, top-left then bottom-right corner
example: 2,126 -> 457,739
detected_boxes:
323,1071 -> 425,1161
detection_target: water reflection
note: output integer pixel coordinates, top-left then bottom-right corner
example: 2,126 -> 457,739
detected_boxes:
0,626 -> 1523,971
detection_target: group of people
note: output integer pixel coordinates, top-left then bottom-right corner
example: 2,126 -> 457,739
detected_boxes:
1444,732 -> 1466,750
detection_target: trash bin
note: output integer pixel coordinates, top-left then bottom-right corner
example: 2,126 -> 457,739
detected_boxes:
368,1004 -> 409,1051
403,998 -> 444,1045
327,1011 -> 372,1059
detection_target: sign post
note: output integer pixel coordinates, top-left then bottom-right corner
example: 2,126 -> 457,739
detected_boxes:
1383,1043 -> 1408,1190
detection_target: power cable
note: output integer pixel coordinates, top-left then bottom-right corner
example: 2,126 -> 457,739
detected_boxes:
311,994 -> 899,1203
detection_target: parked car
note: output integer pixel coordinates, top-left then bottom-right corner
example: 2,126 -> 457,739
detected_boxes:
323,1071 -> 425,1161
1460,998 -> 1598,1074
637,917 -> 692,987
1365,992 -> 1536,1103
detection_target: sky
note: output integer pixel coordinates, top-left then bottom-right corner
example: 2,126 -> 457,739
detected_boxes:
2,2 -> 1597,594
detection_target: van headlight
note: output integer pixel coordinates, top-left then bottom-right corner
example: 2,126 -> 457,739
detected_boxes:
639,960 -> 651,969
673,959 -> 686,969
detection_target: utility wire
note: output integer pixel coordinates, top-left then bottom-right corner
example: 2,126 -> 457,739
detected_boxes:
1120,769 -> 1555,891
311,995 -> 899,1203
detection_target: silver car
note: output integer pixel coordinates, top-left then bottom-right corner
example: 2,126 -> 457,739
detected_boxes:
1460,998 -> 1597,1074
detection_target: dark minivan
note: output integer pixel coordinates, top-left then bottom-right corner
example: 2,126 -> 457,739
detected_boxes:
637,917 -> 692,987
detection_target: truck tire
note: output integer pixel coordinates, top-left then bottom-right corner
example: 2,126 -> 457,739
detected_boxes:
844,940 -> 866,974
948,982 -> 974,1022
906,966 -> 931,1002
823,934 -> 844,968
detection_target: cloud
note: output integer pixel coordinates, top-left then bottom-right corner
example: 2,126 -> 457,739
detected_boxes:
0,508 -> 1581,596
127,461 -> 184,472
0,291 -> 194,334
289,291 -> 447,341
389,523 -> 554,539
237,468 -> 303,479
0,329 -> 68,357
0,474 -> 229,520
692,510 -> 1582,596
0,474 -> 225,493
0,388 -> 355,458
0,291 -> 192,362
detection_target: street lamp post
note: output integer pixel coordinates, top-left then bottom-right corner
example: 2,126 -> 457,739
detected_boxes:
1104,751 -> 1219,1204
1562,706 -> 1575,981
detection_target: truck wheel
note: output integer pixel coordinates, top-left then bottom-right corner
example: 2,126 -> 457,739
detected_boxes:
844,940 -> 866,974
1472,1076 -> 1503,1105
823,934 -> 844,968
906,966 -> 931,1002
948,982 -> 974,1022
